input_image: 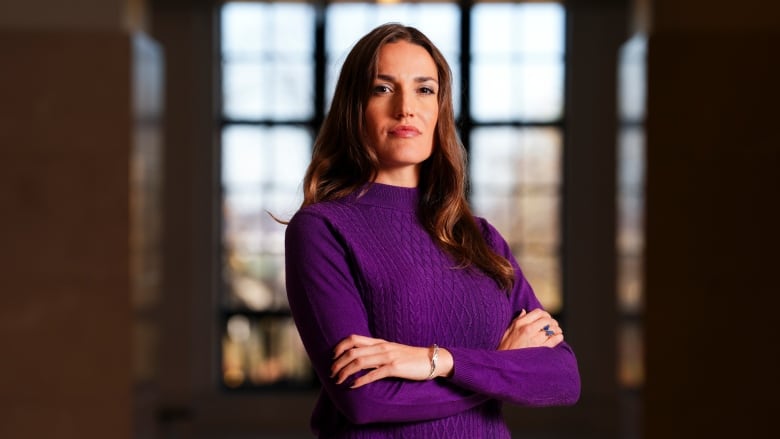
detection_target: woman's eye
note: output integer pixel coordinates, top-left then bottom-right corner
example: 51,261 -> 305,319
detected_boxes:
419,86 -> 436,95
373,85 -> 391,94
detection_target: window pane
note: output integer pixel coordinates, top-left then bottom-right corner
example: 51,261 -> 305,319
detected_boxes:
222,126 -> 310,311
471,2 -> 565,122
617,32 -> 646,403
471,61 -> 563,121
221,2 -> 315,120
221,3 -> 269,54
325,3 -> 461,114
618,34 -> 647,123
223,61 -> 315,120
619,320 -> 644,388
222,315 -> 312,388
471,127 -> 562,187
617,254 -> 643,314
472,3 -> 565,56
518,253 -> 562,314
470,127 -> 562,313
617,127 -> 645,314
222,2 -> 315,56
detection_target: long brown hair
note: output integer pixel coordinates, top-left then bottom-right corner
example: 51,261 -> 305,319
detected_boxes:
301,23 -> 514,291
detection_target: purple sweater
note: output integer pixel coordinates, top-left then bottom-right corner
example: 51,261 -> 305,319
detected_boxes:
285,183 -> 580,438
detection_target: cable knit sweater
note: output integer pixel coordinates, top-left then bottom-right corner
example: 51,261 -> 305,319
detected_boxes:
285,183 -> 580,438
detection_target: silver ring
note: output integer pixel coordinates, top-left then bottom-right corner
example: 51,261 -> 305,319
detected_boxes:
543,324 -> 554,336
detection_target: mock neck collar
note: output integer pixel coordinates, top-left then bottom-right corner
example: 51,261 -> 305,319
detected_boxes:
351,182 -> 420,212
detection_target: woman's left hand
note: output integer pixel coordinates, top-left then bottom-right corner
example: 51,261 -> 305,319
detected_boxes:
331,334 -> 453,389
498,308 -> 564,350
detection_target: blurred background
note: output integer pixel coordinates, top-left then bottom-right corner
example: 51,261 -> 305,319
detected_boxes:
0,0 -> 777,438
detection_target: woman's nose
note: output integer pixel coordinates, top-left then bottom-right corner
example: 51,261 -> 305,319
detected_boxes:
394,91 -> 414,118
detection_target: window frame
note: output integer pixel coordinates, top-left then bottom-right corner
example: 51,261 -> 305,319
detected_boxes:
150,0 -> 632,436
216,0 -> 567,392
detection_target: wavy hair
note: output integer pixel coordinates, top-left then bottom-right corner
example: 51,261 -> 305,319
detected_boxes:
300,23 -> 514,291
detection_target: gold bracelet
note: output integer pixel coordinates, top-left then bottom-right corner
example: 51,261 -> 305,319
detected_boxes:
426,344 -> 439,380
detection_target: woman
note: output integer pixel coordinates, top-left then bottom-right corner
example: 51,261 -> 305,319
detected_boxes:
285,23 -> 580,438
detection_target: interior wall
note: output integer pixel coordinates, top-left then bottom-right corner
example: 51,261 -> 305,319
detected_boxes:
643,0 -> 780,437
0,1 -> 162,438
0,30 -> 133,439
0,0 -> 147,31
558,0 -> 627,436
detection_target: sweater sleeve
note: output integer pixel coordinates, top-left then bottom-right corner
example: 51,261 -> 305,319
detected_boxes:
285,210 -> 490,425
444,218 -> 581,407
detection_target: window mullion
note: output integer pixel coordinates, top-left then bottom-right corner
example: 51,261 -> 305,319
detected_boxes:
459,0 -> 473,155
314,1 -> 327,131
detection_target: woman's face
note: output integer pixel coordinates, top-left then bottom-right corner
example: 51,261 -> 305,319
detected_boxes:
365,41 -> 439,187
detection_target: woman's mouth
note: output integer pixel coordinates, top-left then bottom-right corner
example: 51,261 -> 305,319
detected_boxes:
389,125 -> 421,138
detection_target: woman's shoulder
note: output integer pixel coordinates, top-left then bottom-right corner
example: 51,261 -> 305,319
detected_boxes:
473,216 -> 501,240
286,195 -> 375,250
472,215 -> 511,254
287,196 -> 358,230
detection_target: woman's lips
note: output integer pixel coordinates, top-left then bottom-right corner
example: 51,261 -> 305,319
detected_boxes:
389,125 -> 421,138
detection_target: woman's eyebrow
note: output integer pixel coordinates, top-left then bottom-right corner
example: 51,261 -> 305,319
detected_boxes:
376,73 -> 438,84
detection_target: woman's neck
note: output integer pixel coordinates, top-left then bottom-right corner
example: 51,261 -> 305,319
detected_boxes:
374,166 -> 420,188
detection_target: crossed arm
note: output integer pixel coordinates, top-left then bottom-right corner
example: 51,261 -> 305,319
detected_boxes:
285,212 -> 580,424
331,307 -> 565,389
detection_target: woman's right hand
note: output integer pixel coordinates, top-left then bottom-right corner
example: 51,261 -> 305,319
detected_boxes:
330,334 -> 454,388
498,308 -> 564,350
